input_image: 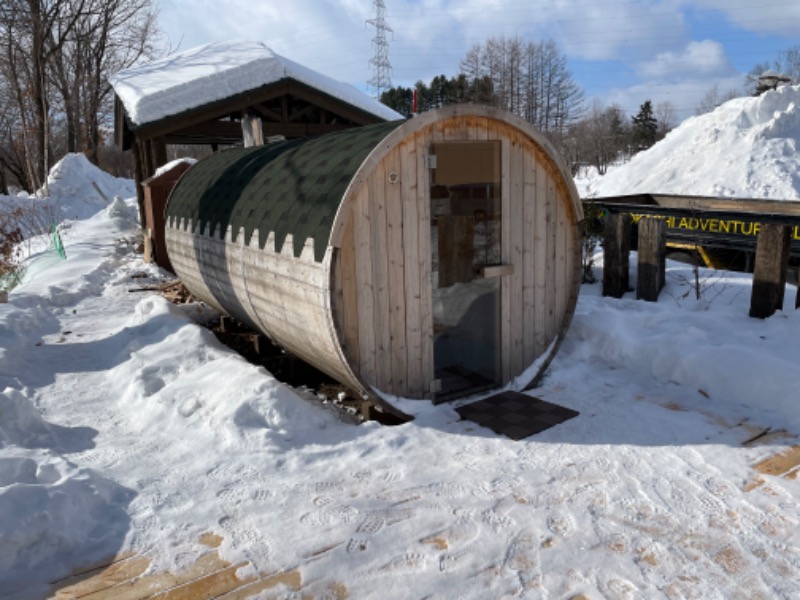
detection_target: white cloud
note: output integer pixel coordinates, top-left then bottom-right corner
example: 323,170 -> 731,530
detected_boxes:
638,40 -> 738,81
686,0 -> 800,36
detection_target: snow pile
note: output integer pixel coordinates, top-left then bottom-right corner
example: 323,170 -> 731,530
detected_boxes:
590,84 -> 800,199
110,40 -> 403,126
0,153 -> 136,238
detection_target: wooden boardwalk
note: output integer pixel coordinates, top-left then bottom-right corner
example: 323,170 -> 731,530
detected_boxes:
49,533 -> 318,600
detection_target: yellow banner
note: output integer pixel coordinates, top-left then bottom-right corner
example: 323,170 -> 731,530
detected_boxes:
629,213 -> 800,240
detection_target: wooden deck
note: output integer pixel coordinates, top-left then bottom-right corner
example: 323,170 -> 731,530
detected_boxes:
739,428 -> 800,492
49,533 -> 323,600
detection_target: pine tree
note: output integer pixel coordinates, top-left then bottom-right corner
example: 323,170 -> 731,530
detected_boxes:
631,100 -> 657,150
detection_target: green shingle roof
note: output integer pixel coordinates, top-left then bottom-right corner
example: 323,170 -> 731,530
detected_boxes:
167,120 -> 405,262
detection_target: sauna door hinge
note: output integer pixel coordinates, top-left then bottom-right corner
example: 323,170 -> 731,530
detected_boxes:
426,154 -> 437,169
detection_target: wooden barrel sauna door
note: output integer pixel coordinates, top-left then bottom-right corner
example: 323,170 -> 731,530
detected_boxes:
430,140 -> 503,399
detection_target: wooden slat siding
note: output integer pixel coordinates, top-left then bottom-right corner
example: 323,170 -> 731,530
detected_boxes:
499,127 -> 512,383
555,165 -> 568,336
401,136 -> 422,397
416,130 -> 434,398
369,162 -> 392,390
545,165 -> 558,343
165,229 -> 217,309
533,160 -> 548,358
521,146 -> 537,365
385,146 -> 407,393
229,227 -> 263,333
339,216 -> 359,368
354,185 -> 376,382
170,224 -> 356,390
508,135 -> 525,377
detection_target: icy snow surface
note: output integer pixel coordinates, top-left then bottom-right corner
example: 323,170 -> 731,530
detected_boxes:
110,40 -> 403,126
2,89 -> 800,598
590,84 -> 800,200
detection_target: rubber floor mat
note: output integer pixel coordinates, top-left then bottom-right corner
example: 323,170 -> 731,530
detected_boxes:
456,391 -> 579,440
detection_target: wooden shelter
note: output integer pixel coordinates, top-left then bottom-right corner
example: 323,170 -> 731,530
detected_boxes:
165,105 -> 583,406
111,41 -> 400,266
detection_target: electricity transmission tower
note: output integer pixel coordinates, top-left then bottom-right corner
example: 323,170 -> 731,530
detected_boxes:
366,0 -> 392,97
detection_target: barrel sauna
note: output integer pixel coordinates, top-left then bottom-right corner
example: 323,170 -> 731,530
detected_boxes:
165,105 -> 583,407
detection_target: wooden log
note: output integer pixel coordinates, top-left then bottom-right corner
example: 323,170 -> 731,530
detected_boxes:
749,223 -> 791,319
602,213 -> 632,298
636,217 -> 666,302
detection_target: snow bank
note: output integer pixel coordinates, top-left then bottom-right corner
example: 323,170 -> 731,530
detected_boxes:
110,40 -> 403,126
0,446 -> 133,597
590,84 -> 800,199
0,153 -> 136,240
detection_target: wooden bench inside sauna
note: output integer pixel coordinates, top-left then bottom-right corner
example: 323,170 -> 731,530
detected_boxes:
165,105 -> 582,410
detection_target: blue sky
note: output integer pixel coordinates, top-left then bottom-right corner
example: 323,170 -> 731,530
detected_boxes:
157,0 -> 800,124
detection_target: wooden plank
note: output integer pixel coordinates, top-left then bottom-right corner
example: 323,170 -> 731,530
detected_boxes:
215,569 -> 303,599
385,147 -> 407,393
509,136 -> 525,377
150,562 -> 256,600
355,185 -> 376,383
416,130 -> 434,397
370,162 -> 392,390
545,167 -> 558,344
555,172 -> 568,336
53,555 -> 149,599
80,553 -> 235,600
753,445 -> 800,477
533,162 -> 548,357
499,128 -> 512,382
401,135 -> 423,397
522,147 -> 536,365
339,216 -> 359,368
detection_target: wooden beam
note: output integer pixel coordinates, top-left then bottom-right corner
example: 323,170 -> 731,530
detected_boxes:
250,104 -> 283,123
287,104 -> 316,122
602,213 -> 632,298
749,223 -> 791,319
636,217 -> 666,302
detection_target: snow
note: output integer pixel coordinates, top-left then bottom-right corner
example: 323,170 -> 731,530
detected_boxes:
110,40 -> 403,126
589,84 -> 800,200
0,153 -> 135,239
2,88 -> 800,599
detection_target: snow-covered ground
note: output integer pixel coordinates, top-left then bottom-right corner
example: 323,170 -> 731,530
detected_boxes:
2,89 -> 800,599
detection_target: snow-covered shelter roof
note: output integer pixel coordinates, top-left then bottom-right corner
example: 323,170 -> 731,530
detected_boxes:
111,40 -> 402,126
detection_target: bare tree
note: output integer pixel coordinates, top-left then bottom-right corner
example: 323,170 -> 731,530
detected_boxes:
695,83 -> 739,116
0,0 -> 159,191
654,100 -> 676,140
459,36 -> 584,136
0,0 -> 92,189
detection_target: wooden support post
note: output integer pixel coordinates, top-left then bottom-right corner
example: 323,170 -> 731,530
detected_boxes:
602,213 -> 632,298
749,223 -> 791,319
636,217 -> 666,302
152,136 -> 167,170
242,112 -> 264,147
